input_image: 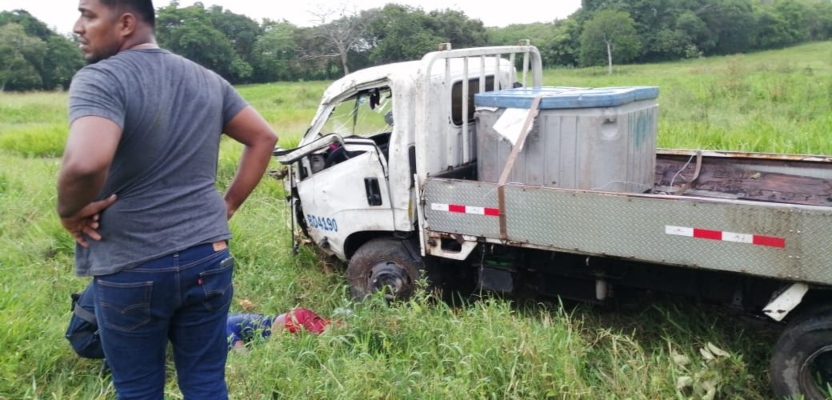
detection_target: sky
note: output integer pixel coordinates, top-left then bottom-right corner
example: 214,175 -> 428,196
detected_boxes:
3,0 -> 582,36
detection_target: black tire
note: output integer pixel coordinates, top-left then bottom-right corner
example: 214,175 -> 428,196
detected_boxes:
347,238 -> 423,301
770,310 -> 832,399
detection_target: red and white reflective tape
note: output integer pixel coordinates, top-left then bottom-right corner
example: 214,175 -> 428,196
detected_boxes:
665,225 -> 786,248
431,203 -> 500,217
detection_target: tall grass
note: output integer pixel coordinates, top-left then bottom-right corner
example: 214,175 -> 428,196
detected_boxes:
236,81 -> 329,144
2,42 -> 830,399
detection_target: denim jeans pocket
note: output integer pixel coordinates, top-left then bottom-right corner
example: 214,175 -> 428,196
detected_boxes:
95,280 -> 153,332
199,256 -> 234,312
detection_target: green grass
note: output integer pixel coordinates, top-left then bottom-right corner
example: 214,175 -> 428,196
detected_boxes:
0,92 -> 68,158
3,42 -> 831,399
236,81 -> 329,143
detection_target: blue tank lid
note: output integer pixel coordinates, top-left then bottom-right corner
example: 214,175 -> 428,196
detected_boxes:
474,86 -> 660,109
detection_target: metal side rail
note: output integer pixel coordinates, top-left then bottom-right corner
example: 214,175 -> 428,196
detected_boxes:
422,178 -> 832,285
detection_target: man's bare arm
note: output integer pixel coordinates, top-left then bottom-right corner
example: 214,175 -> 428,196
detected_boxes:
57,116 -> 121,217
222,106 -> 279,219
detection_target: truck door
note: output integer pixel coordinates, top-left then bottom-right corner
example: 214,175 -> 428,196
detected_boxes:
291,87 -> 395,259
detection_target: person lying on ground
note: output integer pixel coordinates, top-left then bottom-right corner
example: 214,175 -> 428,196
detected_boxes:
226,308 -> 336,351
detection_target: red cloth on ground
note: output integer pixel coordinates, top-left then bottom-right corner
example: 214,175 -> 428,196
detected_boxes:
284,308 -> 331,334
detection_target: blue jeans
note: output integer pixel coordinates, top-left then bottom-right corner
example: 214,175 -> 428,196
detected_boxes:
93,241 -> 234,400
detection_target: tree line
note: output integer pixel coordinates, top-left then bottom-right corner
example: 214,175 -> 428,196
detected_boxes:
0,11 -> 85,91
2,0 -> 831,91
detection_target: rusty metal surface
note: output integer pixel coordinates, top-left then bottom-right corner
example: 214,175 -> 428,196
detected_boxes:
655,152 -> 832,207
657,149 -> 832,163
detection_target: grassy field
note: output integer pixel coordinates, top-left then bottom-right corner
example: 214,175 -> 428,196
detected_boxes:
1,41 -> 830,399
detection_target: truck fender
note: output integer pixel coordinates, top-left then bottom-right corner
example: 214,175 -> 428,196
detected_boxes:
764,283 -> 810,322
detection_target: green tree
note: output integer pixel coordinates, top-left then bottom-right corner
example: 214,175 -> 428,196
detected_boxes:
548,18 -> 583,67
0,10 -> 52,41
805,0 -> 832,40
42,35 -> 85,90
207,6 -> 263,67
697,0 -> 757,55
755,8 -> 794,49
0,10 -> 82,91
675,10 -> 715,57
579,10 -> 641,73
251,20 -> 301,82
427,9 -> 489,49
489,22 -> 553,47
0,23 -> 47,91
180,19 -> 252,80
367,4 -> 443,64
490,22 -> 560,66
489,19 -> 581,67
770,0 -> 810,44
308,5 -> 369,75
620,0 -> 686,61
156,3 -> 252,82
293,25 -> 342,80
581,0 -> 611,11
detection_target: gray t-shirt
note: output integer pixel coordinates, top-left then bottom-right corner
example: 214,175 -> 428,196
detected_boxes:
67,48 -> 248,277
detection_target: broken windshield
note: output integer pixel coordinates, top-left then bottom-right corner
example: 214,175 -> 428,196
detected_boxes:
321,87 -> 393,138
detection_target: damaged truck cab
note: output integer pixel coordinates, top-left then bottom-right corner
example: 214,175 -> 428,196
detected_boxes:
275,44 -> 524,297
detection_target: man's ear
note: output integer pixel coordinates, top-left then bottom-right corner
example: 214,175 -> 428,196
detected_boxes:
117,13 -> 137,38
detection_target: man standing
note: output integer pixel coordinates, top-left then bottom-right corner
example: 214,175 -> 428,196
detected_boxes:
57,0 -> 278,398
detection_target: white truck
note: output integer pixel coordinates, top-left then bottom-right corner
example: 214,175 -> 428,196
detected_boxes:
273,44 -> 832,399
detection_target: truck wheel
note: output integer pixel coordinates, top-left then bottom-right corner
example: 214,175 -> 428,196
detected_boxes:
347,238 -> 423,301
770,310 -> 832,399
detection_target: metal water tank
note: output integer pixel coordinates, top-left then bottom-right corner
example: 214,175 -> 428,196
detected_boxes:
475,86 -> 659,193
